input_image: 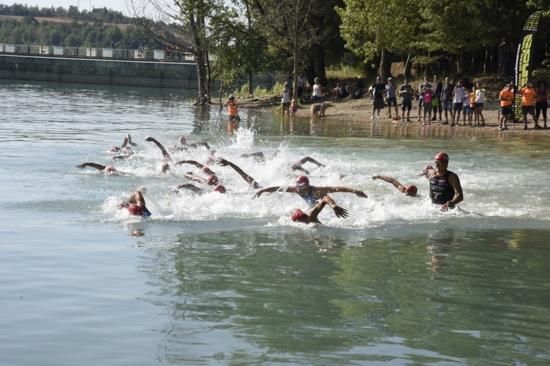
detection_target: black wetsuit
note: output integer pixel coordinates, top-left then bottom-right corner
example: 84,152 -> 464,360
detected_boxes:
429,172 -> 454,204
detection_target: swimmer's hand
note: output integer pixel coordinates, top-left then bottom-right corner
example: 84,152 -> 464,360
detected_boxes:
144,136 -> 154,142
355,190 -> 368,198
253,190 -> 265,199
216,158 -> 229,166
372,175 -> 379,180
333,206 -> 349,218
440,201 -> 455,212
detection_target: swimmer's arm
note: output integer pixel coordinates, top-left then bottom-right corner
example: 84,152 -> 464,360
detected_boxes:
217,158 -> 261,188
174,184 -> 204,194
241,152 -> 266,163
184,172 -> 207,185
312,196 -> 348,220
295,156 -> 325,168
372,175 -> 406,192
76,162 -> 106,171
175,160 -> 215,175
145,136 -> 172,161
253,186 -> 296,198
319,186 -> 368,198
120,136 -> 129,148
442,173 -> 464,211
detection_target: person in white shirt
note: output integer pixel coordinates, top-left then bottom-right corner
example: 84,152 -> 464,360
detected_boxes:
474,82 -> 486,126
451,80 -> 465,126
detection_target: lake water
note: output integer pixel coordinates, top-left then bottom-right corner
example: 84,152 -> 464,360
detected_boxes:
1,80 -> 549,365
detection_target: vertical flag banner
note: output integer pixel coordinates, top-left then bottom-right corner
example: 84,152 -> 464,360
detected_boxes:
513,11 -> 542,120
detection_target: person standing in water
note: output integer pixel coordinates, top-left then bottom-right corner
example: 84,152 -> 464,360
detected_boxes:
290,195 -> 349,224
421,152 -> 463,211
372,175 -> 418,196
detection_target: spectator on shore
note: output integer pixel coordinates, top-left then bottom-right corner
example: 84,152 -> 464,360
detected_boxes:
451,80 -> 465,127
372,175 -> 418,196
352,76 -> 364,99
432,76 -> 443,121
399,79 -> 414,122
417,77 -> 431,121
442,77 -> 454,124
421,152 -> 463,212
499,83 -> 514,131
422,85 -> 434,125
312,77 -> 323,103
370,76 -> 386,120
474,82 -> 486,126
385,77 -> 398,119
290,195 -> 349,225
519,82 -> 540,130
464,87 -> 474,126
332,81 -> 349,100
535,80 -> 548,129
281,82 -> 291,120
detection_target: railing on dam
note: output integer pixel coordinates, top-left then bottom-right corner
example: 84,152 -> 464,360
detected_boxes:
0,43 -> 195,63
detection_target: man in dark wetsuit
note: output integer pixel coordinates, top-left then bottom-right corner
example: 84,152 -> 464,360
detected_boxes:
254,175 -> 367,205
291,195 -> 349,224
421,152 -> 463,211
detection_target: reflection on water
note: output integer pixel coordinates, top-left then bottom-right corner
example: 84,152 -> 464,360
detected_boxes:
142,228 -> 550,364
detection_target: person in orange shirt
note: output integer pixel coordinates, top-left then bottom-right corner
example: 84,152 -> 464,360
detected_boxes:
224,94 -> 240,134
519,82 -> 540,129
498,83 -> 514,131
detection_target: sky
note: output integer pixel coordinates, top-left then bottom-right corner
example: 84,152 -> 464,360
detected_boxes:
0,0 -> 132,15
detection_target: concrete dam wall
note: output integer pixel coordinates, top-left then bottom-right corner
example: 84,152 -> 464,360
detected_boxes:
0,54 -> 198,89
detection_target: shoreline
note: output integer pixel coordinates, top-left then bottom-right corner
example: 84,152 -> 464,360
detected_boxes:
235,96 -> 550,138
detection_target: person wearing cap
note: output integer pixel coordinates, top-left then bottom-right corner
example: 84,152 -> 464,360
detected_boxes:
174,159 -> 224,191
172,135 -> 211,152
291,195 -> 349,224
372,175 -> 418,197
254,175 -> 367,205
76,162 -> 126,175
118,188 -> 152,217
110,134 -> 136,159
498,83 -> 514,130
421,152 -> 463,211
173,183 -> 226,195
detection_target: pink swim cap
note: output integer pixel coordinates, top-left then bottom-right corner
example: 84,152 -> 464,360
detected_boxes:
405,185 -> 418,196
202,166 -> 215,175
104,165 -> 115,173
296,175 -> 309,187
207,174 -> 219,185
213,184 -> 226,193
291,209 -> 309,223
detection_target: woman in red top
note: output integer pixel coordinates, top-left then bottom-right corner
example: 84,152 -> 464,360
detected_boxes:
535,81 -> 548,129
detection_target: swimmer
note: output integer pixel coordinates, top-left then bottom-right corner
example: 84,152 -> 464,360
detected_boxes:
76,162 -> 126,175
372,175 -> 418,196
290,156 -> 325,175
254,175 -> 367,205
216,157 -> 262,188
291,196 -> 349,224
118,188 -> 151,217
174,160 -> 216,175
172,135 -> 211,151
420,152 -> 463,211
173,183 -> 226,194
144,136 -> 172,162
240,151 -> 267,163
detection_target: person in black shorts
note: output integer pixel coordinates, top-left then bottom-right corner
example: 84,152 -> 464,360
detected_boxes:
399,79 -> 414,122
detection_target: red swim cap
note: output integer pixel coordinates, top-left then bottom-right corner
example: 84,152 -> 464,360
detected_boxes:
296,175 -> 309,187
405,185 -> 418,196
213,184 -> 226,193
291,209 -> 309,223
127,204 -> 143,216
434,152 -> 449,162
202,166 -> 214,175
104,165 -> 115,173
207,174 -> 219,185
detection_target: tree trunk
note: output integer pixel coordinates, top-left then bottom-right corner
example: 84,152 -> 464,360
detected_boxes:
189,11 -> 209,105
403,52 -> 412,79
378,49 -> 385,79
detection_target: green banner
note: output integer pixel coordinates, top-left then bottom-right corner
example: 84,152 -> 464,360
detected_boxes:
513,12 -> 542,120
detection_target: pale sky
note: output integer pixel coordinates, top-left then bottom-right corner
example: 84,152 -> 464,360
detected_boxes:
0,0 -> 132,15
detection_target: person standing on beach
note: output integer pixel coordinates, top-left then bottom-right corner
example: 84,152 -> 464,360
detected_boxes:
421,152 -> 463,212
422,85 -> 434,125
399,79 -> 414,122
442,77 -> 454,124
519,82 -> 540,130
385,77 -> 398,119
474,82 -> 486,126
499,83 -> 514,130
417,77 -> 431,121
281,82 -> 291,121
370,76 -> 386,120
451,80 -> 465,127
312,77 -> 323,103
432,76 -> 443,121
535,80 -> 548,129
